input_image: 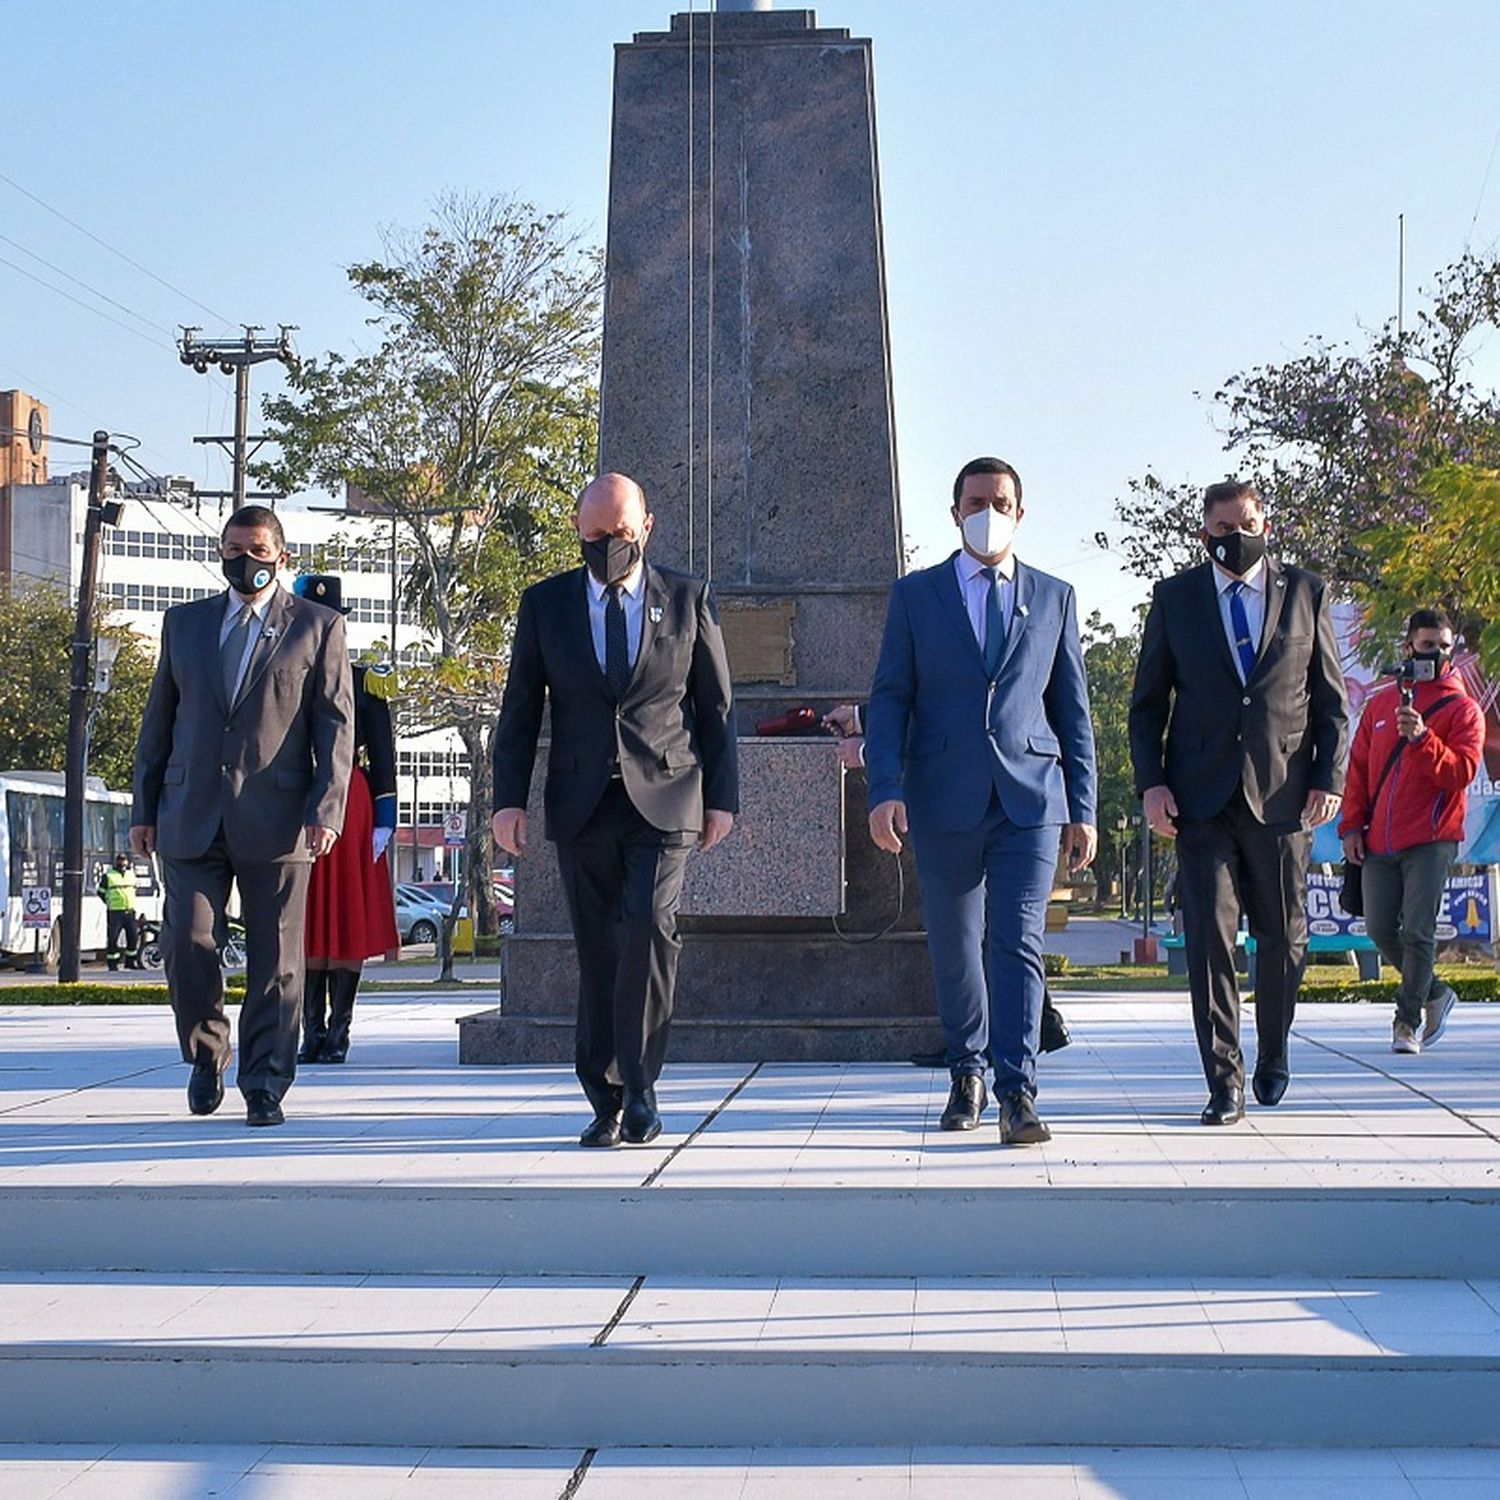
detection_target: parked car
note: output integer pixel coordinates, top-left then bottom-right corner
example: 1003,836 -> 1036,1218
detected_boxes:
394,885 -> 451,945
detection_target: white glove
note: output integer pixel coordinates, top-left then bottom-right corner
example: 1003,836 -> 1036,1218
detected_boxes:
372,826 -> 393,862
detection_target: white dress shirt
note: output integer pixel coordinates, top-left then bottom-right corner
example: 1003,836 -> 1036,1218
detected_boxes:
219,588 -> 277,702
954,549 -> 1016,656
1213,560 -> 1267,683
586,565 -> 645,671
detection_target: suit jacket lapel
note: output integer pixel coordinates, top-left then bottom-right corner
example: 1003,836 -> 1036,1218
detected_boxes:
623,565 -> 665,698
232,589 -> 292,712
570,568 -> 612,697
1248,558 -> 1286,682
994,561 -> 1032,678
932,554 -> 988,676
1200,563 -> 1243,684
206,595 -> 233,714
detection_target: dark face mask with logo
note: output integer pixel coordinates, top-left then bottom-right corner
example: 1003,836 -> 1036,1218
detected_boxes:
582,535 -> 642,587
222,552 -> 277,596
1205,528 -> 1267,577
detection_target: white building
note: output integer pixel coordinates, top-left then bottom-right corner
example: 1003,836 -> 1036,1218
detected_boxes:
4,471 -> 473,885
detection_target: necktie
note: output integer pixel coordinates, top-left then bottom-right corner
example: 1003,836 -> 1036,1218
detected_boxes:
605,585 -> 632,699
981,566 -> 1006,676
1228,581 -> 1257,681
221,604 -> 253,704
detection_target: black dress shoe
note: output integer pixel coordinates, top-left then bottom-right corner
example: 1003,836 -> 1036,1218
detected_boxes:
939,1073 -> 987,1131
580,1113 -> 623,1148
1039,999 -> 1072,1054
1200,1085 -> 1245,1126
621,1087 -> 662,1145
187,1056 -> 227,1116
998,1090 -> 1051,1145
245,1090 -> 285,1127
1252,1062 -> 1290,1107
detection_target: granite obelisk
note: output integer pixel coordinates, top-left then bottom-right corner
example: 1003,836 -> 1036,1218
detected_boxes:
460,4 -> 941,1064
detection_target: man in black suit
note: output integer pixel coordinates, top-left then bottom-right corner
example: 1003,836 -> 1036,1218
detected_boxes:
492,472 -> 739,1148
1129,481 -> 1347,1125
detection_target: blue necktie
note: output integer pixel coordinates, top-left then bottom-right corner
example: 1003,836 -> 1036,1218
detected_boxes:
981,566 -> 1006,676
1228,581 -> 1257,681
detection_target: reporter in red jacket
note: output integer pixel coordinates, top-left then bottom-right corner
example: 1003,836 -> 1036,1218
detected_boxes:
1339,609 -> 1485,1055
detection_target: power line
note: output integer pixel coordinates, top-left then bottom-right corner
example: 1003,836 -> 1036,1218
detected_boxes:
0,231 -> 177,340
0,252 -> 174,352
1465,117 -> 1500,248
0,167 -> 232,326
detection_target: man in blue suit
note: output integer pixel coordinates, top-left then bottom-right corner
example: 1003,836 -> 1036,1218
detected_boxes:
865,457 -> 1097,1144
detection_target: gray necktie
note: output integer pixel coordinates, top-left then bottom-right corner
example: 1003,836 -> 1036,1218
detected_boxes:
221,603 -> 253,704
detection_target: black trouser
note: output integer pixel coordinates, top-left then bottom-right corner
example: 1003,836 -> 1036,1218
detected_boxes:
105,909 -> 139,966
554,781 -> 693,1115
1175,789 -> 1311,1090
161,830 -> 311,1101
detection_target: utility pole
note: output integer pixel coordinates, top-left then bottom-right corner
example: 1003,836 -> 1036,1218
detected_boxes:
59,432 -> 111,984
179,325 -> 296,512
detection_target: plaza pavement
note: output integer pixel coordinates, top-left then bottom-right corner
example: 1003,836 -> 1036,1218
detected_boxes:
0,980 -> 1497,1492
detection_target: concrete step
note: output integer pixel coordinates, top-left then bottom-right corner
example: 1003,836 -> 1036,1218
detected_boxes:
458,1009 -> 944,1063
7,1183 -> 1500,1281
4,1272 -> 1498,1449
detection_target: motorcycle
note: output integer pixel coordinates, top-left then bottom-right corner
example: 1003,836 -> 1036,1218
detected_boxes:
136,917 -> 246,971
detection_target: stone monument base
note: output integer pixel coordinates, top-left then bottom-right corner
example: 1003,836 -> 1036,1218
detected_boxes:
457,932 -> 942,1065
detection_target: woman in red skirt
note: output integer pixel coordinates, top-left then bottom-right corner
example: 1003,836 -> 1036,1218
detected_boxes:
295,575 -> 399,1063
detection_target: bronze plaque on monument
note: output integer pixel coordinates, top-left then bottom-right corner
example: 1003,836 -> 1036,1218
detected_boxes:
719,598 -> 796,685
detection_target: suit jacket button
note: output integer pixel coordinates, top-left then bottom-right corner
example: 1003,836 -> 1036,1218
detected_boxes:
1242,695 -> 1251,706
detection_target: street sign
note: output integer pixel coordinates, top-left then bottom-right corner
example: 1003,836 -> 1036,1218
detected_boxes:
22,887 -> 51,931
442,812 -> 466,847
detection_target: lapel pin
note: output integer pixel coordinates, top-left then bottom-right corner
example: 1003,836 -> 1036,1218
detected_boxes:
649,606 -> 663,623
1018,603 -> 1029,618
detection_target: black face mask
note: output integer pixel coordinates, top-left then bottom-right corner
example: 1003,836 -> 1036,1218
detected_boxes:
1205,528 -> 1267,577
222,553 -> 277,595
582,535 -> 642,586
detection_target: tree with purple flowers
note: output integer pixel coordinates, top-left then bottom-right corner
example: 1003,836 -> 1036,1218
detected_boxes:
1102,251 -> 1500,594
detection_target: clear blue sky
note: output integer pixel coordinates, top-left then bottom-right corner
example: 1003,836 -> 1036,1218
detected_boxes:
6,1 -> 1499,627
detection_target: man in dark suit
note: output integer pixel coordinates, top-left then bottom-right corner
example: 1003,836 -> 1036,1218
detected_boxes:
865,457 -> 1097,1146
492,472 -> 738,1148
1129,480 -> 1348,1125
131,505 -> 354,1127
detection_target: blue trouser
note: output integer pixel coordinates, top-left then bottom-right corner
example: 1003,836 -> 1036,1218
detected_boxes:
911,799 -> 1061,1097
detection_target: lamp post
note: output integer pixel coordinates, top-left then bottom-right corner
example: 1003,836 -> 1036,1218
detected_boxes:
1116,813 -> 1129,919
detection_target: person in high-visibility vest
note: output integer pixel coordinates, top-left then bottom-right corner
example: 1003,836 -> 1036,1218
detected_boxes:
97,853 -> 143,971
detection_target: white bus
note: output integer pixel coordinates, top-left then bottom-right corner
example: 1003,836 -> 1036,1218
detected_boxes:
0,771 -> 163,966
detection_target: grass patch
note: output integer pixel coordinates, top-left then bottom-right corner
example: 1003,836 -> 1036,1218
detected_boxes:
0,979 -> 249,1006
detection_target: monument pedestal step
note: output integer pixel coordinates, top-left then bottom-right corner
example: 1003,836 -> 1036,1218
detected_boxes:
458,1010 -> 943,1063
4,1272 -> 1498,1449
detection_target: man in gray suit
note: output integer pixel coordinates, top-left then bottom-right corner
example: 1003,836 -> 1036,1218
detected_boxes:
131,505 -> 354,1127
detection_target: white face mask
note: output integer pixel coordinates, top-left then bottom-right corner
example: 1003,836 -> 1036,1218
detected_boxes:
962,505 -> 1016,559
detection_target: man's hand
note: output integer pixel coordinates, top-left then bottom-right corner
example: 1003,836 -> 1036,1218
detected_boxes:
1341,830 -> 1366,866
835,737 -> 865,770
306,826 -> 338,858
1303,790 -> 1342,827
869,799 -> 908,854
129,824 -> 156,857
1063,822 -> 1098,873
1143,784 -> 1178,839
699,809 -> 735,852
493,808 -> 528,857
1396,703 -> 1426,741
822,704 -> 861,737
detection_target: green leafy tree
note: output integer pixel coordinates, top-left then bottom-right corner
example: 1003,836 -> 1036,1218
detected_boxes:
0,585 -> 154,790
1082,608 -> 1151,910
259,193 -> 602,931
1359,464 -> 1500,675
1103,251 -> 1500,587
